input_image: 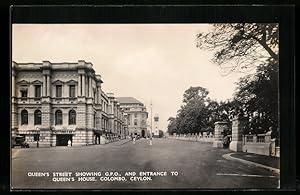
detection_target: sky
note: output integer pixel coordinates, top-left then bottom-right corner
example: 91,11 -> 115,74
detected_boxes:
12,24 -> 246,132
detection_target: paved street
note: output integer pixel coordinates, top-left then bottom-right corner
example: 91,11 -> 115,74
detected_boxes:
12,138 -> 279,190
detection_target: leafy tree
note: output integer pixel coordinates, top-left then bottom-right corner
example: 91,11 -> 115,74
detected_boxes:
196,23 -> 278,74
167,117 -> 177,135
196,23 -> 279,138
176,98 -> 209,134
183,86 -> 209,103
169,86 -> 212,135
234,59 -> 279,133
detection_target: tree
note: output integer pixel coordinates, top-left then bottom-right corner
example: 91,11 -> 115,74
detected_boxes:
183,86 -> 209,103
196,23 -> 279,137
196,23 -> 278,74
176,98 -> 209,134
173,86 -> 211,134
167,117 -> 177,135
234,59 -> 279,132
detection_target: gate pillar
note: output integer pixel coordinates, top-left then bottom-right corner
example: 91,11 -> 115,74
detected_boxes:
213,121 -> 228,148
229,116 -> 248,152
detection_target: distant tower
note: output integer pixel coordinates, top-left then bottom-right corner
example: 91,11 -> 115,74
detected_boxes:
154,114 -> 159,137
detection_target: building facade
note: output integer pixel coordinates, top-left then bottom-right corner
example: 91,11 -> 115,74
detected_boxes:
116,97 -> 148,137
11,60 -> 128,147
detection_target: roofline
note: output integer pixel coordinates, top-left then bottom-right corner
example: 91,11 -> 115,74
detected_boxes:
13,60 -> 103,83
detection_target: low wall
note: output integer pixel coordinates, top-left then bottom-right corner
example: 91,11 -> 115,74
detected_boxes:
99,135 -> 125,145
242,134 -> 279,157
168,133 -> 214,143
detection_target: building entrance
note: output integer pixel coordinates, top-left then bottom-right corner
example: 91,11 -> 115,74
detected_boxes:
95,135 -> 100,144
56,135 -> 73,146
141,130 -> 145,138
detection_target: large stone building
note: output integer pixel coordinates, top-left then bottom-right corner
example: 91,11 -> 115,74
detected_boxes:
11,60 -> 128,147
116,97 -> 148,137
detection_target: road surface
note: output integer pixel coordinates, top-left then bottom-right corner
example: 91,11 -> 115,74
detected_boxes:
11,138 -> 279,190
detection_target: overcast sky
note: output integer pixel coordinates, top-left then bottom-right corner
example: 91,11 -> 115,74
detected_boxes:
12,24 -> 245,132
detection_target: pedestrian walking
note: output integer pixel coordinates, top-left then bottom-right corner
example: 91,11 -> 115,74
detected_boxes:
68,139 -> 72,147
149,137 -> 153,145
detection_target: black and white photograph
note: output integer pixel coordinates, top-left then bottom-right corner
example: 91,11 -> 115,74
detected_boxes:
11,23 -> 281,190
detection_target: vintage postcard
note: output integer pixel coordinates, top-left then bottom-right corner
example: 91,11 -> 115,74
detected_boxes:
11,23 -> 280,190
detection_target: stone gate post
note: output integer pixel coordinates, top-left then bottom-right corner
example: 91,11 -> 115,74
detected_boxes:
229,116 -> 248,152
213,121 -> 228,148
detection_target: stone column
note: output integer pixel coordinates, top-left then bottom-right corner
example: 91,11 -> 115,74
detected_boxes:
82,74 -> 85,97
43,75 -> 46,96
213,121 -> 228,148
89,76 -> 92,97
47,75 -> 50,97
229,116 -> 248,152
78,74 -> 82,96
97,86 -> 101,104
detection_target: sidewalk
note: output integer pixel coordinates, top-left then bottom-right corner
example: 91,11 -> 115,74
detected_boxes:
223,152 -> 280,174
231,152 -> 280,169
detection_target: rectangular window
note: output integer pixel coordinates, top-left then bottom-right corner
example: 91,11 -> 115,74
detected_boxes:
134,113 -> 137,118
35,85 -> 41,98
56,85 -> 62,97
20,86 -> 28,98
21,90 -> 27,97
69,85 -> 75,98
55,111 -> 63,125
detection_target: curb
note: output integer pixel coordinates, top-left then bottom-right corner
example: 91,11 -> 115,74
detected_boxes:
222,153 -> 280,174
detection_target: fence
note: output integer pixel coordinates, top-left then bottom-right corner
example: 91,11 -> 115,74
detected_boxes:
168,133 -> 215,143
99,134 -> 125,145
243,133 -> 279,157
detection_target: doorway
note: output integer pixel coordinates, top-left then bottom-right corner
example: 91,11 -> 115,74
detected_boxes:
141,130 -> 145,138
95,135 -> 100,144
56,134 -> 73,146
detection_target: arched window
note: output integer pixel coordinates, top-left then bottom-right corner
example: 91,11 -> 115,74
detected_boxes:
34,110 -> 42,125
69,109 -> 76,125
55,110 -> 63,125
21,109 -> 28,125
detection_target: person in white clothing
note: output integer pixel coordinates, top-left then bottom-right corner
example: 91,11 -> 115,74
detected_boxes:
68,139 -> 72,147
